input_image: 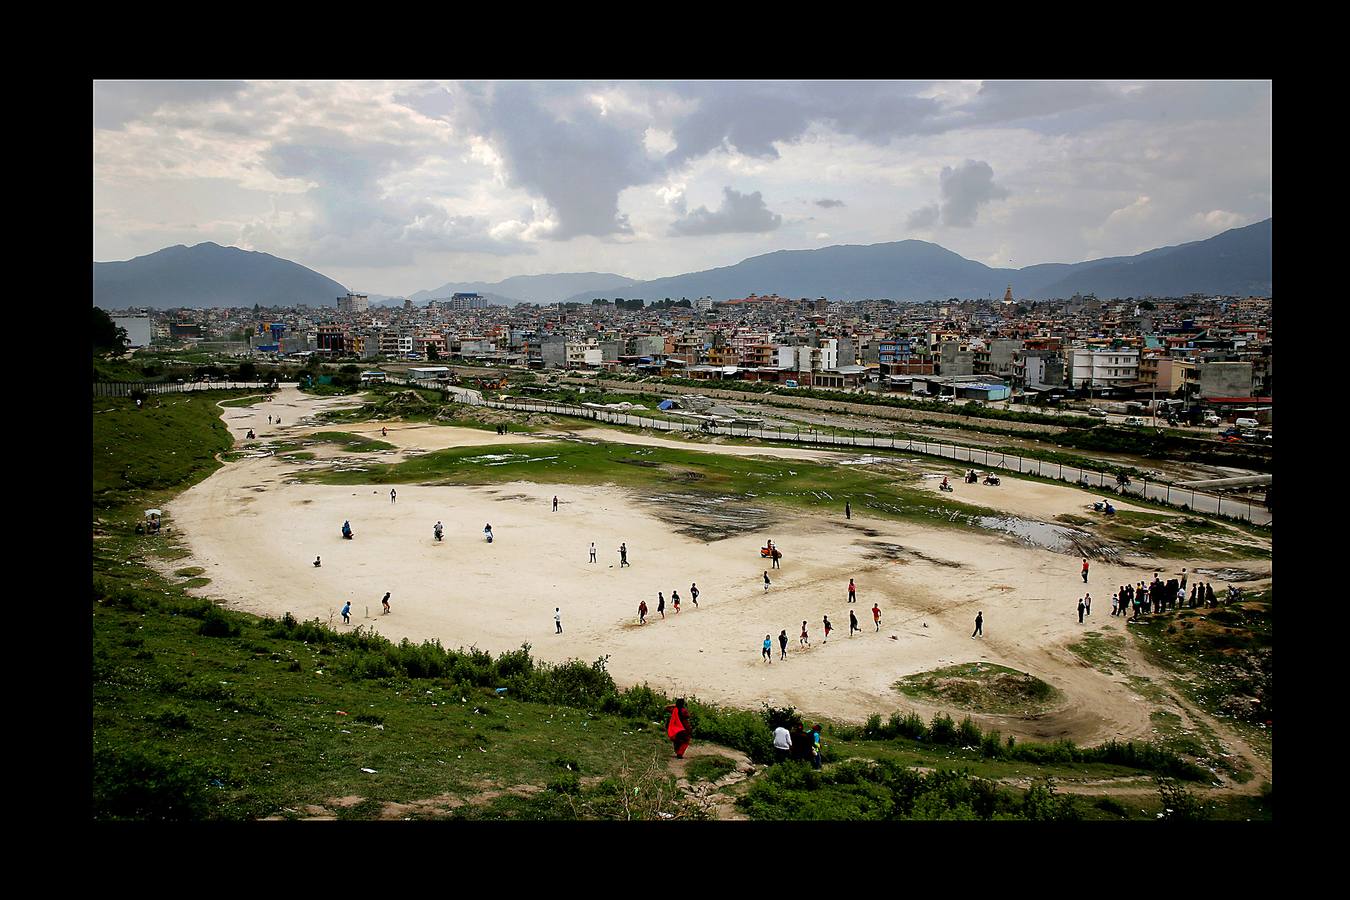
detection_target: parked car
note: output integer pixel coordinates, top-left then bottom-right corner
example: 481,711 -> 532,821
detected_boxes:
1088,407 -> 1107,417
1122,416 -> 1145,426
1203,413 -> 1221,425
1235,417 -> 1260,429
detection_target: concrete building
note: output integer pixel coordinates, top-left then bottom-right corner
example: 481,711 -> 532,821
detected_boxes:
1069,348 -> 1139,391
1138,355 -> 1192,395
1016,350 -> 1066,391
337,293 -> 369,314
540,336 -> 568,369
974,339 -> 1024,378
1198,360 -> 1254,399
938,342 -> 974,376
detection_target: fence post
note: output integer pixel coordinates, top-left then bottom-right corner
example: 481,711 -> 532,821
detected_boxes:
1058,463 -> 1062,479
1166,485 -> 1171,502
1217,497 -> 1222,516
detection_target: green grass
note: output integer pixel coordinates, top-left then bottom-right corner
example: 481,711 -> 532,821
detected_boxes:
1067,631 -> 1128,674
218,395 -> 273,408
298,439 -> 1005,531
894,663 -> 1064,715
307,432 -> 396,453
684,754 -> 739,783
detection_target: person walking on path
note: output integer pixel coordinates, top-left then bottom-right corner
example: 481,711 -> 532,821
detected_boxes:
619,543 -> 629,567
382,426 -> 387,438
772,725 -> 792,763
341,601 -> 351,625
972,611 -> 983,637
848,578 -> 857,604
554,608 -> 563,634
672,590 -> 681,614
872,603 -> 881,631
657,592 -> 665,619
800,621 -> 810,647
268,414 -> 273,425
381,592 -> 391,615
822,615 -> 833,643
1077,598 -> 1086,623
390,488 -> 397,504
778,629 -> 789,660
762,635 -> 773,663
1084,593 -> 1091,616
845,501 -> 851,520
690,583 -> 699,607
553,495 -> 559,512
638,600 -> 648,625
849,610 -> 861,637
666,699 -> 692,759
1081,558 -> 1090,583
764,571 -> 771,592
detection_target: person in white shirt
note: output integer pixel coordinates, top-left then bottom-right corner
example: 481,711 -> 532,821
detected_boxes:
772,725 -> 793,764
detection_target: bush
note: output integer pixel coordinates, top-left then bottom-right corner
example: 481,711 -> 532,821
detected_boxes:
957,716 -> 982,747
547,773 -> 581,795
928,713 -> 958,746
93,747 -> 214,821
198,605 -> 241,638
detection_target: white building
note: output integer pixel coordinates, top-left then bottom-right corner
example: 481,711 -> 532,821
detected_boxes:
1069,348 -> 1139,390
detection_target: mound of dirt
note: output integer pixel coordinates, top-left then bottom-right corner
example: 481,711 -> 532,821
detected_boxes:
896,662 -> 1063,715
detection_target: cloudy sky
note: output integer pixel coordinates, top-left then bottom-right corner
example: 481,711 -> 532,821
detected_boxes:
93,80 -> 1272,296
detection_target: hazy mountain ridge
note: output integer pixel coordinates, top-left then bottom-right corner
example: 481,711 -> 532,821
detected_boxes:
93,243 -> 349,309
564,219 -> 1272,302
409,272 -> 638,305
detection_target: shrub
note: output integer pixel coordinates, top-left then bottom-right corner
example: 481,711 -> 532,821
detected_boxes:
1155,777 -> 1211,821
547,773 -> 581,795
1094,796 -> 1129,818
928,713 -> 958,746
93,747 -> 214,821
980,730 -> 1005,759
957,716 -> 982,747
896,711 -> 927,740
148,706 -> 193,730
198,605 -> 241,638
864,713 -> 884,737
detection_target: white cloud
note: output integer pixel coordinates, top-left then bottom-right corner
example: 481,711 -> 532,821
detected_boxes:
670,187 -> 783,236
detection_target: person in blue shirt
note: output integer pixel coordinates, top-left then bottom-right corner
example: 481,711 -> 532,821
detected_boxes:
341,601 -> 351,625
762,635 -> 772,663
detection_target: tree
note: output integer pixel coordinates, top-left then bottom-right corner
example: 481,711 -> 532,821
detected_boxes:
236,361 -> 258,382
93,307 -> 130,356
427,344 -> 441,361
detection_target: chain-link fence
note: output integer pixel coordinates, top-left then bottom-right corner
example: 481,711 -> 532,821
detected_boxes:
93,380 -> 283,397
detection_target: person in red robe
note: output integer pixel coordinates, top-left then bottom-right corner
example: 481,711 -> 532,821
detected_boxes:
666,698 -> 691,758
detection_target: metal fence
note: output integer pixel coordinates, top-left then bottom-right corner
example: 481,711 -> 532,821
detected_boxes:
392,377 -> 1270,526
93,381 -> 285,397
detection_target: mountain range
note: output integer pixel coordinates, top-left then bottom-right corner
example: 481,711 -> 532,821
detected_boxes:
93,219 -> 1270,309
562,218 -> 1272,303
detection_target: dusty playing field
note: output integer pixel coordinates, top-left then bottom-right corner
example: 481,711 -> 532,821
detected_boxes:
167,388 -> 1270,745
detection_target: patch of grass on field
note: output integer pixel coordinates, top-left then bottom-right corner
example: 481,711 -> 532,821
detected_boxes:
894,663 -> 1063,715
307,432 -> 396,453
218,395 -> 273,408
299,440 -> 1003,530
685,755 -> 739,784
174,567 -> 206,578
1067,631 -> 1128,674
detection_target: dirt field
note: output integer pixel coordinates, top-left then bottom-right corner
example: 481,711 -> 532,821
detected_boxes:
168,388 -> 1270,750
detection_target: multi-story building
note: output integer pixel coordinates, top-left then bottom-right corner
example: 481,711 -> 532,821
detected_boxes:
1068,348 -> 1139,391
337,293 -> 369,315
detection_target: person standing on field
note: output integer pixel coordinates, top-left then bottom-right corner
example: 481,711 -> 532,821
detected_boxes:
872,603 -> 881,631
800,621 -> 810,647
672,590 -> 681,614
690,583 -> 699,607
657,592 -> 665,619
849,609 -> 860,637
619,543 -> 629,567
341,601 -> 351,625
589,542 -> 596,563
764,571 -> 771,592
972,611 -> 983,637
1077,598 -> 1086,623
822,615 -> 832,643
390,488 -> 397,504
1084,593 -> 1091,616
845,501 -> 851,520
773,725 -> 792,763
1081,558 -> 1089,583
554,608 -> 563,634
381,592 -> 391,615
553,495 -> 559,512
638,600 -> 647,625
762,635 -> 773,663
778,629 -> 788,660
848,578 -> 857,604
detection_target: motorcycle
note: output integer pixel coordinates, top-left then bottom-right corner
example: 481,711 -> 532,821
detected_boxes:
983,475 -> 1001,486
939,482 -> 954,493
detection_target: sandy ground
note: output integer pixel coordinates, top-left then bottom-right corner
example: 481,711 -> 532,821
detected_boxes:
170,388 -> 1270,747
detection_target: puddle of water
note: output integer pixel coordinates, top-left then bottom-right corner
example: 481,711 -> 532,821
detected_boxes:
1193,567 -> 1266,582
976,515 -> 1080,552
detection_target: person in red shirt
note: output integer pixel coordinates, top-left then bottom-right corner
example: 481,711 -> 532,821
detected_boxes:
1081,558 -> 1090,583
872,603 -> 881,632
666,699 -> 691,758
848,578 -> 857,603
823,615 -> 833,643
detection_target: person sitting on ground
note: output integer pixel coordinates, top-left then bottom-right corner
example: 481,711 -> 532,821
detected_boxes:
314,556 -> 321,567
342,520 -> 352,538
